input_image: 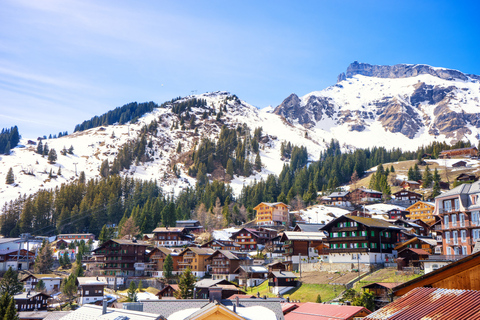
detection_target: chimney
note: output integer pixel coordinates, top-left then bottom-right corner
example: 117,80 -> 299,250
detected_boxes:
236,296 -> 239,306
102,297 -> 108,315
286,297 -> 290,303
233,302 -> 237,313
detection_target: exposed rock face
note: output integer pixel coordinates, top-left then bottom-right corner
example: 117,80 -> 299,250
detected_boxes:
275,62 -> 480,142
274,94 -> 335,127
341,61 -> 475,82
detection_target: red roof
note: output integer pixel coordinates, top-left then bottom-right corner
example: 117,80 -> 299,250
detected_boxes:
405,248 -> 430,255
364,287 -> 480,319
284,302 -> 371,320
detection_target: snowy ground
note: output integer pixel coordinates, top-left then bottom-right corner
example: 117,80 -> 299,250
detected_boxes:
297,204 -> 350,225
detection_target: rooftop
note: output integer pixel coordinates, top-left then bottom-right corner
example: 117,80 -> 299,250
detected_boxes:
284,302 -> 371,320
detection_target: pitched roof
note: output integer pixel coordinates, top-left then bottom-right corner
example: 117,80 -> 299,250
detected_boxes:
269,271 -> 297,279
59,304 -> 161,320
180,247 -> 215,256
281,231 -> 326,241
77,277 -> 107,286
284,302 -> 370,320
208,249 -> 240,260
152,227 -> 185,233
364,287 -> 480,320
294,223 -> 325,232
362,282 -> 404,290
343,215 -> 400,229
195,278 -> 234,288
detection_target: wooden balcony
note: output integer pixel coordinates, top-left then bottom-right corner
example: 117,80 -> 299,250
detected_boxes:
328,236 -> 368,242
326,247 -> 371,254
331,226 -> 360,232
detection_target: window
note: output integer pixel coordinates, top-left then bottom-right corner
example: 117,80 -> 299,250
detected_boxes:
461,230 -> 467,243
447,247 -> 452,255
473,212 -> 480,226
462,246 -> 468,255
444,215 -> 449,228
444,200 -> 452,213
452,214 -> 457,227
460,214 -> 465,227
454,199 -> 460,211
454,247 -> 459,255
453,231 -> 458,245
361,231 -> 367,237
445,232 -> 450,243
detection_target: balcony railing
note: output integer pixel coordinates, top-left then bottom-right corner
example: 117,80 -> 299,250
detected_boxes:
428,254 -> 468,261
442,221 -> 480,230
329,236 -> 368,242
326,247 -> 371,254
438,208 -> 462,215
331,226 -> 360,232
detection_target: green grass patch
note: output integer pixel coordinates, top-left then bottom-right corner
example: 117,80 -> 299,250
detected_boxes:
284,283 -> 344,303
353,268 -> 423,292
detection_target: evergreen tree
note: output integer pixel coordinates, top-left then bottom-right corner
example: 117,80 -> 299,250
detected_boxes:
0,267 -> 23,296
63,252 -> 71,267
390,165 -> 395,173
163,254 -> 174,280
35,279 -> 46,292
47,148 -> 57,163
127,281 -> 137,302
34,240 -> 54,273
5,168 -> 14,185
226,159 -> 234,177
36,141 -> 43,155
3,297 -> 19,320
413,164 -> 421,181
58,254 -> 64,268
138,280 -> 143,292
422,165 -> 433,188
316,294 -> 322,303
100,160 -> 109,178
68,145 -> 74,154
0,292 -> 10,317
175,267 -> 196,299
61,275 -> 77,303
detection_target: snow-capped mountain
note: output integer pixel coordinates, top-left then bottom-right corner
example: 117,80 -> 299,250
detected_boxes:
275,61 -> 480,149
0,92 -> 327,206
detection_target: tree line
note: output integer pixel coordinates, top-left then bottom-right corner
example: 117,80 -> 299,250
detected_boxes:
0,126 -> 20,155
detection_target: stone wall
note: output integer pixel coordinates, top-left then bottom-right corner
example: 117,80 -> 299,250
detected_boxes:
299,261 -> 371,273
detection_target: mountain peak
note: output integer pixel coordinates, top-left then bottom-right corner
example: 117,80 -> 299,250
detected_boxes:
338,61 -> 480,83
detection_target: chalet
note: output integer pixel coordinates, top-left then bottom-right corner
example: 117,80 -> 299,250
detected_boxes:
0,249 -> 35,271
452,160 -> 467,167
145,247 -> 181,278
194,279 -> 245,300
325,191 -> 351,207
393,249 -> 480,297
394,237 -> 437,254
57,233 -> 95,241
391,219 -> 428,236
347,188 -> 383,203
385,208 -> 409,220
151,227 -> 192,247
177,247 -> 214,277
439,146 -> 478,159
264,234 -> 285,258
200,239 -> 240,251
397,248 -> 430,269
52,239 -> 68,249
21,274 -> 62,293
206,250 -> 249,281
405,201 -> 435,223
321,215 -> 401,265
230,228 -> 277,251
267,271 -> 297,295
285,303 -> 371,320
76,277 -> 106,305
361,282 -> 402,310
434,180 -> 480,256
399,180 -> 421,191
156,284 -> 179,299
176,220 -> 204,233
266,261 -> 288,272
93,239 -> 149,277
293,223 -> 324,232
234,265 -> 269,287
455,173 -> 477,182
14,292 -> 50,311
254,202 -> 289,226
392,190 -> 422,204
280,232 -> 326,268
365,287 -> 480,320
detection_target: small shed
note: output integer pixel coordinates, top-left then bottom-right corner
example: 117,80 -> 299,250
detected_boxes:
397,248 -> 430,268
267,271 -> 297,288
452,160 -> 467,168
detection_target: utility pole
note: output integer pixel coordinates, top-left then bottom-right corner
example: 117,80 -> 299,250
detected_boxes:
73,162 -> 78,176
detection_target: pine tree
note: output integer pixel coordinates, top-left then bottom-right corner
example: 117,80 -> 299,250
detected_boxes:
316,294 -> 322,303
5,168 -> 14,185
0,267 -> 23,296
138,280 -> 143,292
226,159 -> 234,177
422,165 -> 433,188
35,279 -> 46,292
36,141 -> 43,155
34,240 -> 54,273
3,297 -> 18,320
175,267 -> 196,299
163,254 -> 174,280
127,281 -> 137,302
63,252 -> 71,267
0,292 -> 10,317
255,153 -> 262,171
47,148 -> 57,163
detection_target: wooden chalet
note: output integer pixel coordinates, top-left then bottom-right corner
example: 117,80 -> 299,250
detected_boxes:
385,209 -> 409,220
405,201 -> 435,224
266,261 -> 288,272
293,223 -> 325,232
452,160 -> 467,167
361,282 -> 403,309
151,227 -> 192,247
200,239 -> 239,251
175,220 -> 204,233
391,219 -> 428,236
21,274 -> 62,293
280,231 -> 326,268
0,249 -> 35,271
205,250 -> 248,281
455,173 -> 477,182
156,284 -> 179,299
234,265 -> 268,287
14,291 -> 50,311
393,249 -> 480,297
400,180 -> 421,191
439,146 -> 478,159
321,215 -> 401,264
267,271 -> 297,288
92,239 -> 149,277
397,248 -> 430,268
392,190 -> 422,204
146,247 -> 181,278
254,202 -> 289,226
325,191 -> 351,207
76,277 -> 107,305
230,227 -> 277,251
194,279 -> 244,300
177,247 -> 214,277
347,188 -> 383,203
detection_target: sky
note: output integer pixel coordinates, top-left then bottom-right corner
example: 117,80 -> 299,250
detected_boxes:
0,0 -> 479,138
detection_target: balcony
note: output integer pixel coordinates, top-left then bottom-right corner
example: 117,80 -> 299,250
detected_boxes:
428,255 -> 468,261
442,221 -> 480,230
326,247 -> 371,254
329,236 -> 368,242
438,208 -> 462,215
331,226 -> 360,232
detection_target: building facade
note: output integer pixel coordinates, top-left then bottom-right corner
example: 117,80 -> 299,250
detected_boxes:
406,201 -> 435,224
254,202 -> 289,226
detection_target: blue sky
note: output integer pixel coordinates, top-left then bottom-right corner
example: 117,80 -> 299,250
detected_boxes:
1,0 -> 479,138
